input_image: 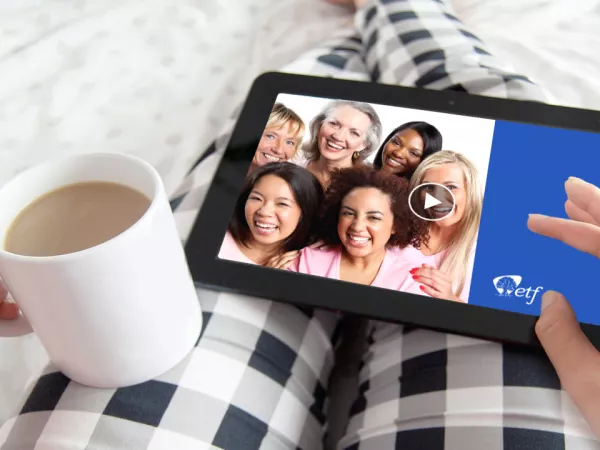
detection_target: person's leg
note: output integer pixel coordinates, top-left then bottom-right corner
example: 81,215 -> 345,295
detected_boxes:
333,0 -> 597,449
343,325 -> 599,449
354,0 -> 548,101
168,153 -> 341,450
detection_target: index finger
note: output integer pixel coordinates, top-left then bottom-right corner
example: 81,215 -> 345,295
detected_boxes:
415,266 -> 451,284
414,267 -> 441,281
528,214 -> 600,258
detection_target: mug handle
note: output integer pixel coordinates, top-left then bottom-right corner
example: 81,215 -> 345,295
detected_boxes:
0,311 -> 33,337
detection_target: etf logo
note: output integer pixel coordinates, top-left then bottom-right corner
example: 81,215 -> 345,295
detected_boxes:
493,275 -> 543,305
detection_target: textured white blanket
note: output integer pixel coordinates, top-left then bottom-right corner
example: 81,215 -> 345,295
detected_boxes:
0,0 -> 354,192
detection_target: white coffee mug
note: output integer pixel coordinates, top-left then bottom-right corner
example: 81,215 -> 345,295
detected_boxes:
0,153 -> 202,388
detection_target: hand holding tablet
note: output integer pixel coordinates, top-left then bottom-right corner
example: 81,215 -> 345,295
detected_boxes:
530,177 -> 600,439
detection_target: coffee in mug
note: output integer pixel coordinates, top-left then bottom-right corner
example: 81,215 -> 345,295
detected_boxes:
4,181 -> 151,257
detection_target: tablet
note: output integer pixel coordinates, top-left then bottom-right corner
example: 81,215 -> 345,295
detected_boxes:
185,72 -> 600,348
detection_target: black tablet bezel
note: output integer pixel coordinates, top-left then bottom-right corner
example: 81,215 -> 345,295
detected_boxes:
184,71 -> 600,349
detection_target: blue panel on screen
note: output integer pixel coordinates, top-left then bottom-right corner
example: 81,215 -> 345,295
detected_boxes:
469,121 -> 600,326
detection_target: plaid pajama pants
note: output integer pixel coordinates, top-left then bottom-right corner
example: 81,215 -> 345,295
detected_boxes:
1,0 -> 598,449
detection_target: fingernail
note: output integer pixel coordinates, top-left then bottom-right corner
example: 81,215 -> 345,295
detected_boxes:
412,275 -> 419,280
541,291 -> 560,312
528,213 -> 548,221
419,285 -> 426,292
567,176 -> 586,184
409,268 -> 418,274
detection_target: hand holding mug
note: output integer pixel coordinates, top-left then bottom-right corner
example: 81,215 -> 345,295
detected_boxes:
528,176 -> 600,438
0,278 -> 18,320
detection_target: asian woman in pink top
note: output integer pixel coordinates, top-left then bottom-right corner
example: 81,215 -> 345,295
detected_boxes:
398,150 -> 483,302
218,162 -> 323,266
272,166 -> 428,290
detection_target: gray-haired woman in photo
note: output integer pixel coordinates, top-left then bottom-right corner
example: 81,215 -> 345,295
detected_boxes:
297,100 -> 382,188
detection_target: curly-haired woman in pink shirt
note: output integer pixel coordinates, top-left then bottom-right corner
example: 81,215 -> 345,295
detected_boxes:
271,166 -> 428,291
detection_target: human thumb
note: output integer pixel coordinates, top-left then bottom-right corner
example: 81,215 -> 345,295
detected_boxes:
536,291 -> 600,408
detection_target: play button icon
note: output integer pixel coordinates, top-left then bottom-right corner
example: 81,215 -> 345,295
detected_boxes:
408,183 -> 456,222
423,192 -> 442,210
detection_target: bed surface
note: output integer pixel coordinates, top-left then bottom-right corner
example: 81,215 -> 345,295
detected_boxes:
1,0 -> 600,426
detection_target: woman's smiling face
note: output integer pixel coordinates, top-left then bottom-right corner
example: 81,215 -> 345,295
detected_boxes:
252,123 -> 300,167
381,128 -> 425,176
337,187 -> 395,258
421,163 -> 466,228
244,174 -> 302,247
318,105 -> 371,165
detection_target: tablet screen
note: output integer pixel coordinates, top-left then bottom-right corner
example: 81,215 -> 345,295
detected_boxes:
217,93 -> 600,327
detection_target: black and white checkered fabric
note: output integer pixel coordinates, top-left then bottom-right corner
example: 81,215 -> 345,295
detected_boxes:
1,0 -> 597,449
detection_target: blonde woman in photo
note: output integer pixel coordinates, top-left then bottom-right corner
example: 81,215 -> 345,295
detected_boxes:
249,103 -> 306,174
398,150 -> 483,302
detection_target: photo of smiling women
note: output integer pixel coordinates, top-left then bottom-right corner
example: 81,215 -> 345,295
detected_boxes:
274,166 -> 428,290
397,150 -> 483,302
297,100 -> 383,188
373,121 -> 443,178
248,103 -> 306,174
219,162 -> 323,266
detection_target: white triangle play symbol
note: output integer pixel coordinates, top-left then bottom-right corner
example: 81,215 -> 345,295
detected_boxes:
424,192 -> 442,210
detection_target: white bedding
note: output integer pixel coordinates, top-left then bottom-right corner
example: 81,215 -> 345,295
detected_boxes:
1,0 -> 600,425
455,0 -> 600,110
